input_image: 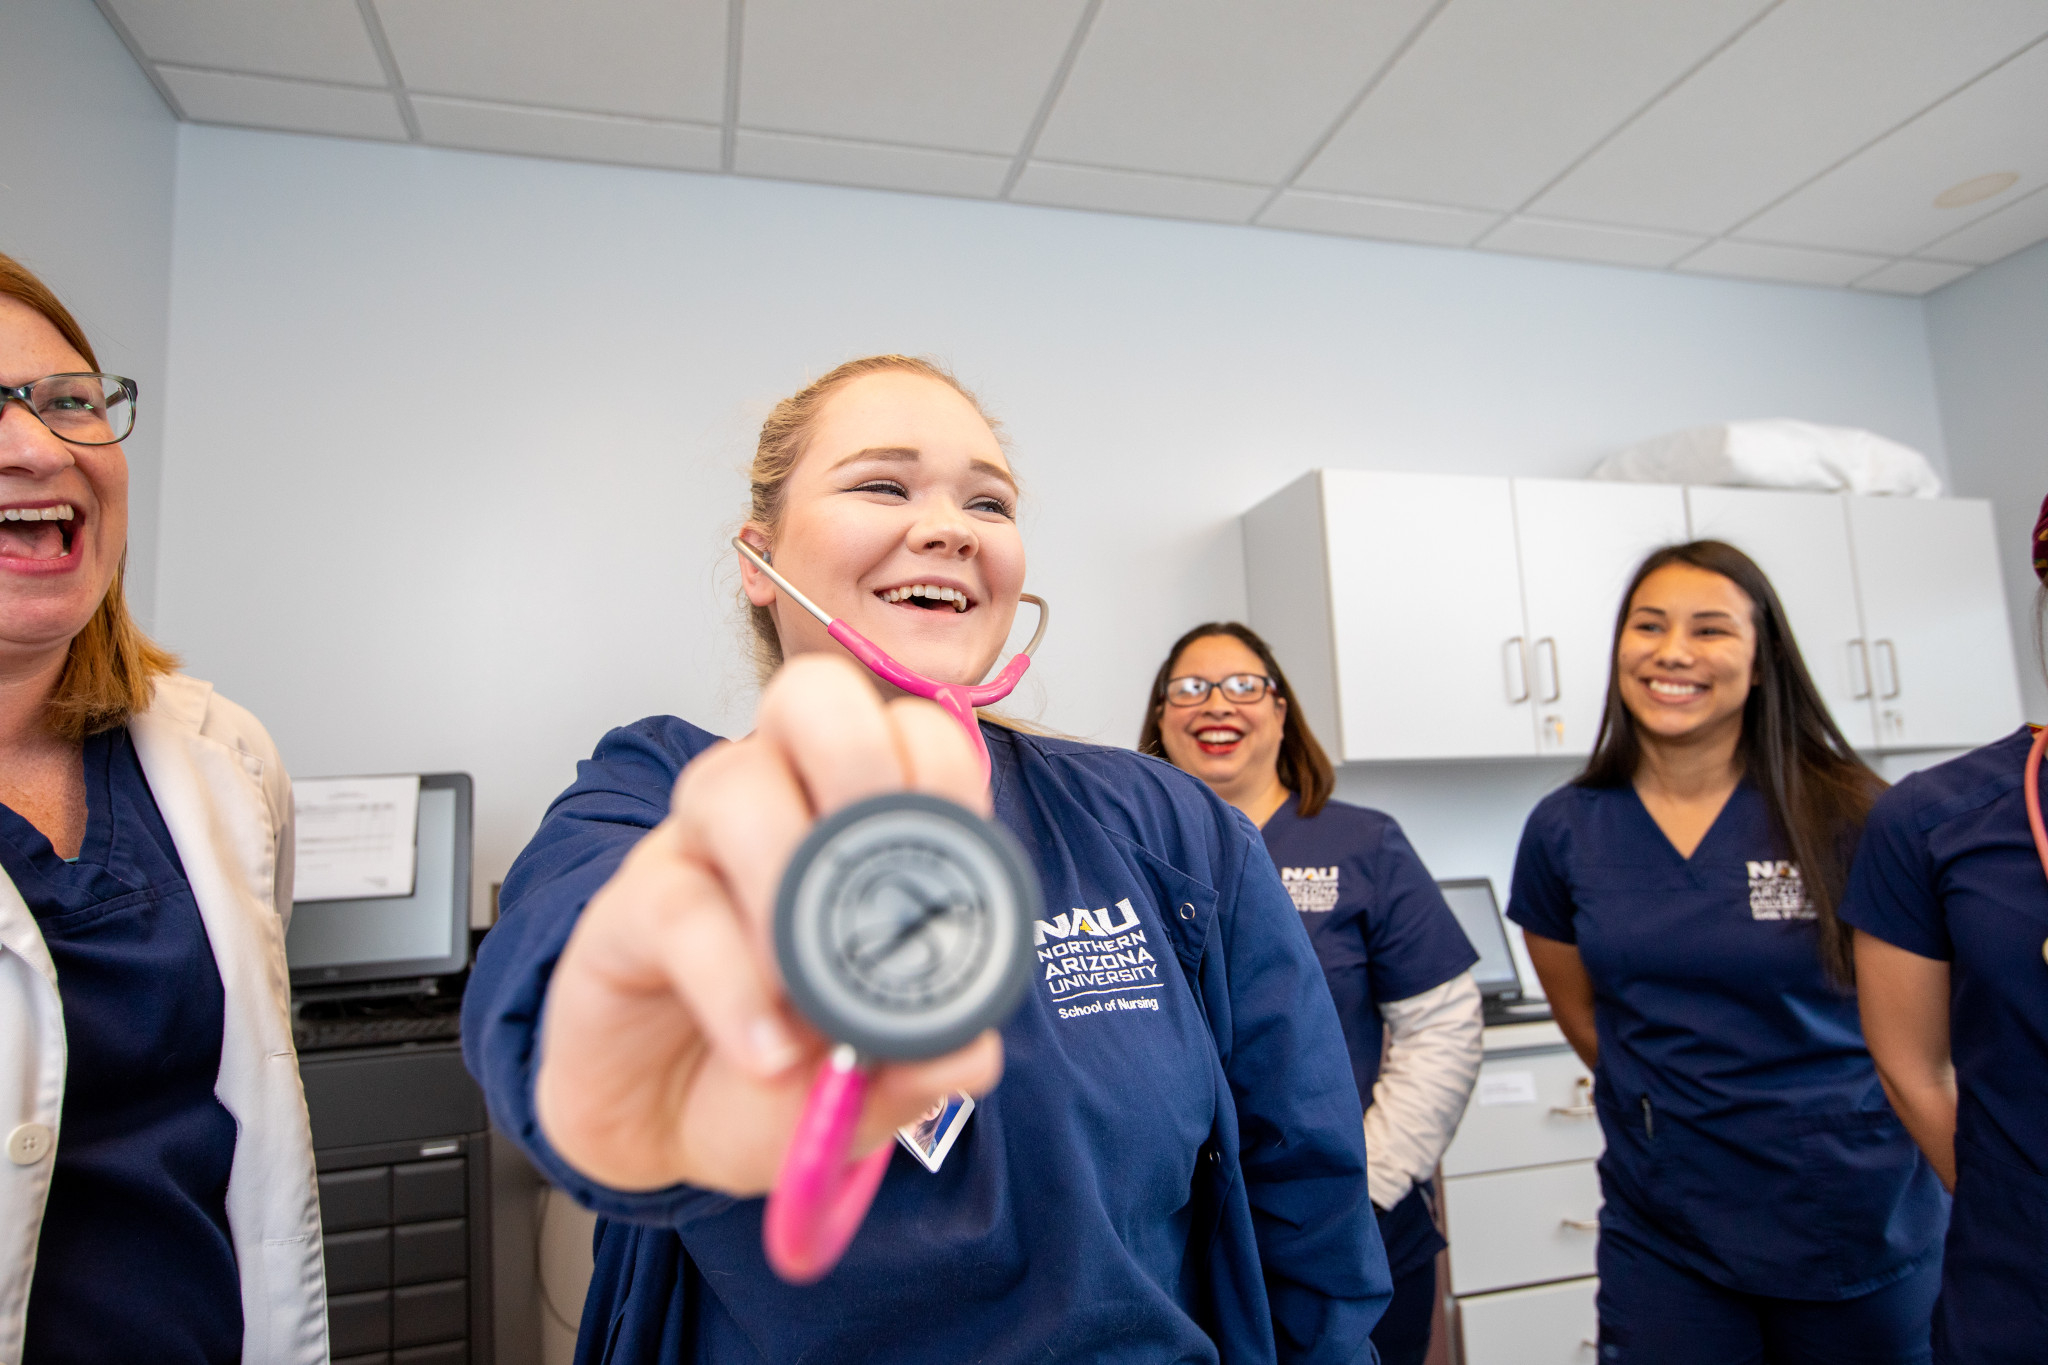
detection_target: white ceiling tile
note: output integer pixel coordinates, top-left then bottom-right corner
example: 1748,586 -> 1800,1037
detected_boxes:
739,1 -> 1091,156
1029,0 -> 1437,183
734,131 -> 1009,198
1740,38 -> 2048,254
1531,0 -> 2048,234
1918,182 -> 2048,264
1677,239 -> 1890,288
413,97 -> 720,172
156,66 -> 408,140
1298,0 -> 1769,209
373,0 -> 726,121
1009,162 -> 1268,224
1256,189 -> 1496,245
102,0 -> 386,84
1852,259 -> 1976,294
1480,216 -> 1704,268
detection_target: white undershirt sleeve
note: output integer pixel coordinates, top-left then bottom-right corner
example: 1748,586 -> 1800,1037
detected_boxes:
1363,971 -> 1485,1211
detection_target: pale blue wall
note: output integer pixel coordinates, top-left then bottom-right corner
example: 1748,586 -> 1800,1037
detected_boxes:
1925,238 -> 2048,722
1,0 -> 177,621
157,124 -> 1951,904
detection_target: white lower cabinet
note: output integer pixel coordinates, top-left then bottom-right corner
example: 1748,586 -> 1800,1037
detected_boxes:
1458,1277 -> 1599,1365
1445,1028 -> 1605,1364
1445,1161 -> 1602,1295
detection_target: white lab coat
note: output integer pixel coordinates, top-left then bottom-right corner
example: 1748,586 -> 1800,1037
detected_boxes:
0,673 -> 327,1365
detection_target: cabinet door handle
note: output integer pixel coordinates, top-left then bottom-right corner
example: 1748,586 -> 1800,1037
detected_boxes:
1536,637 -> 1561,703
1875,640 -> 1901,699
1503,637 -> 1529,703
1848,640 -> 1872,700
1560,1217 -> 1600,1232
1550,1075 -> 1595,1116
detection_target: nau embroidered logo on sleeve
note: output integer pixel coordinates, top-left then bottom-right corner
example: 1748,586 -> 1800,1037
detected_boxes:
1279,866 -> 1340,913
1034,898 -> 1163,1019
1747,861 -> 1815,921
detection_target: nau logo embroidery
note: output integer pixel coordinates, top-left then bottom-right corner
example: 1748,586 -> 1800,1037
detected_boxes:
1747,861 -> 1814,921
1034,898 -> 1163,1018
1280,866 -> 1340,913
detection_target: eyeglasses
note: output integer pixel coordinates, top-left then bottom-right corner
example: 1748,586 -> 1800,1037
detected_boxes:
1163,673 -> 1277,707
0,373 -> 138,446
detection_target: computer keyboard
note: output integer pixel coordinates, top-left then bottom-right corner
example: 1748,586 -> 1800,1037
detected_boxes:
294,1012 -> 463,1052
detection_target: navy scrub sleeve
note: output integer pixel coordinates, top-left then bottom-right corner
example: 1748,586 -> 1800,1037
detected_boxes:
1507,781 -> 1945,1301
464,718 -> 1390,1365
1261,799 -> 1476,1274
1840,725 -> 2048,1364
0,727 -> 242,1365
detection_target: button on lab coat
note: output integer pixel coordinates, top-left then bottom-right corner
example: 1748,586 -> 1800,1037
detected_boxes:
0,674 -> 326,1365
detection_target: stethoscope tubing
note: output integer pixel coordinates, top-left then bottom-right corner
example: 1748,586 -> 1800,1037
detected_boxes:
732,537 -> 1047,1282
2026,724 -> 2048,888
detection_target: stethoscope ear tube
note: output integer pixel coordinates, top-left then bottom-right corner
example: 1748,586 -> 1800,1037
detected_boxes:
2025,725 -> 2048,889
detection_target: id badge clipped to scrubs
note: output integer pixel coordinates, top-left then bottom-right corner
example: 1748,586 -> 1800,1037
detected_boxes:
764,791 -> 1037,1283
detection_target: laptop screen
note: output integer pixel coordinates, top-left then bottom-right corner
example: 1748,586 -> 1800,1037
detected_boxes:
1437,878 -> 1521,997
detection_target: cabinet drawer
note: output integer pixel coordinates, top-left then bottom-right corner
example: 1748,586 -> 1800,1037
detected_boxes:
1446,1161 -> 1601,1295
1458,1276 -> 1598,1365
1444,1050 -> 1601,1177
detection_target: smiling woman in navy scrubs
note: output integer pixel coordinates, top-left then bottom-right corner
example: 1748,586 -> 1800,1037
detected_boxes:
463,356 -> 1390,1363
1510,540 -> 1946,1365
1846,492 -> 2048,1365
0,255 -> 324,1362
1140,621 -> 1483,1365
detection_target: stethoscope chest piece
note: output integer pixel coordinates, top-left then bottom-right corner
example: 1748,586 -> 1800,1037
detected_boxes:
776,792 -> 1037,1062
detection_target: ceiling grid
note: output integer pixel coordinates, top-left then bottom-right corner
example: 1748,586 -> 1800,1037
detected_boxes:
89,0 -> 2048,294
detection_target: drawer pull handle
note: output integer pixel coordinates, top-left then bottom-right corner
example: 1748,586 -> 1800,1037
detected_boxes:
1551,1076 -> 1595,1116
1560,1217 -> 1600,1232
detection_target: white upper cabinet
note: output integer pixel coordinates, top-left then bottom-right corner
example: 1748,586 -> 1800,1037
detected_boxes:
1243,473 -> 2021,763
1685,487 -> 1878,750
1245,470 -> 1533,761
1846,497 -> 2022,750
1512,479 -> 1691,758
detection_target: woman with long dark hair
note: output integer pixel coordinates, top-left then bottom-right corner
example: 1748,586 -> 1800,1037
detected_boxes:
1140,622 -> 1483,1365
1844,491 -> 2048,1365
1509,540 -> 1946,1365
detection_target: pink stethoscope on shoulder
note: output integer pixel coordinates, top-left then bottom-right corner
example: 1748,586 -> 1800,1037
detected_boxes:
732,538 -> 1048,1283
2028,725 -> 2048,887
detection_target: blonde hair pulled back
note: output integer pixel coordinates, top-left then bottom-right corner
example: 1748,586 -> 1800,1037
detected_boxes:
742,354 -> 1003,680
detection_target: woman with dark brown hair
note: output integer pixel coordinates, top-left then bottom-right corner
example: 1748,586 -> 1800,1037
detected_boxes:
0,251 -> 324,1362
1508,540 -> 1945,1365
1140,621 -> 1483,1365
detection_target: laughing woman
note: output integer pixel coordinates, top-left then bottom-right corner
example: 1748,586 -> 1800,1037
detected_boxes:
463,356 -> 1391,1363
1140,622 -> 1484,1365
1509,541 -> 1946,1365
0,253 -> 325,1363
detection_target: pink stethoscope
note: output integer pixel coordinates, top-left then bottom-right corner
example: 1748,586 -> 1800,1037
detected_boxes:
2027,724 -> 2048,888
732,538 -> 1048,1282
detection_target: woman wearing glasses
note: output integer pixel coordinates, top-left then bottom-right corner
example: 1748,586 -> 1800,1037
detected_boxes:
463,357 -> 1389,1363
1140,623 -> 1484,1365
0,253 -> 324,1362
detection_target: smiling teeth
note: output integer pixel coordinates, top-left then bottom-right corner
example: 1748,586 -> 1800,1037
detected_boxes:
1196,729 -> 1241,743
882,584 -> 969,612
1,506 -> 74,521
1648,679 -> 1706,696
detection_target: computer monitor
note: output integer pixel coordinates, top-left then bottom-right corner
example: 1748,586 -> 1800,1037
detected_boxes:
1436,877 -> 1522,999
287,772 -> 472,990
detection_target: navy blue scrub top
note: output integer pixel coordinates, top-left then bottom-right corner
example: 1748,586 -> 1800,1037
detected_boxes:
1508,779 -> 1946,1300
464,718 -> 1391,1365
0,727 -> 242,1364
1261,799 -> 1476,1276
1841,725 -> 2048,1361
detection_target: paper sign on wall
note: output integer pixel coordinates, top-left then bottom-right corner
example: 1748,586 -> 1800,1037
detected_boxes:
1477,1071 -> 1539,1107
293,775 -> 421,902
